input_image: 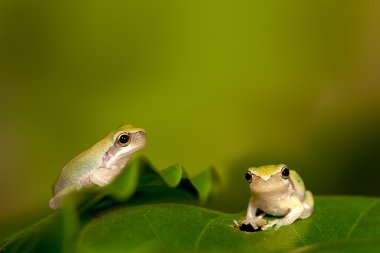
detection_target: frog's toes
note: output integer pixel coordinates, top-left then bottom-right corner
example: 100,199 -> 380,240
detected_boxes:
256,218 -> 268,228
261,220 -> 278,230
274,223 -> 283,231
242,219 -> 259,230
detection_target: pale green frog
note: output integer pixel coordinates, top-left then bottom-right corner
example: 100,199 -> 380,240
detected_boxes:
49,125 -> 146,209
243,164 -> 314,230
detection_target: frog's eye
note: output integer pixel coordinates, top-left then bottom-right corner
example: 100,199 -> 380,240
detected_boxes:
281,167 -> 290,179
117,133 -> 130,146
245,172 -> 252,183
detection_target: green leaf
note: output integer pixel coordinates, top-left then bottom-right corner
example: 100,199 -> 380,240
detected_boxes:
0,157 -> 218,253
9,197 -> 379,253
77,196 -> 380,253
191,166 -> 219,204
0,210 -> 77,253
2,157 -> 380,253
46,156 -> 217,215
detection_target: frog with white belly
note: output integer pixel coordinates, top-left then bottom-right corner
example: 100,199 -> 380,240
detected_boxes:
242,164 -> 314,230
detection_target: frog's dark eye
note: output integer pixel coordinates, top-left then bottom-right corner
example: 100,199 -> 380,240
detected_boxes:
117,133 -> 130,146
245,172 -> 252,183
281,167 -> 290,179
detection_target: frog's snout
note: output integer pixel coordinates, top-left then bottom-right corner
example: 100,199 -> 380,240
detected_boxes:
134,130 -> 147,147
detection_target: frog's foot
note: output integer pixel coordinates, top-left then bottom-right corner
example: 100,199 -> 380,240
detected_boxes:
242,214 -> 267,229
241,219 -> 258,229
262,218 -> 297,231
49,183 -> 82,210
49,196 -> 60,210
261,219 -> 279,231
263,202 -> 305,231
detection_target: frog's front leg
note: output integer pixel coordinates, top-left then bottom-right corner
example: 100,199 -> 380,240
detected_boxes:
262,197 -> 304,231
90,167 -> 121,186
243,197 -> 267,229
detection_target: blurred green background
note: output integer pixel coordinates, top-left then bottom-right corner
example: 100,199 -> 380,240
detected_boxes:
1,0 -> 380,234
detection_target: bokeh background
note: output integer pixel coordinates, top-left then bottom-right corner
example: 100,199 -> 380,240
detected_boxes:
1,0 -> 380,236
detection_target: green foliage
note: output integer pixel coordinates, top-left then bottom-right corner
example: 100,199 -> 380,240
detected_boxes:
1,158 -> 380,253
0,157 -> 217,253
78,197 -> 380,253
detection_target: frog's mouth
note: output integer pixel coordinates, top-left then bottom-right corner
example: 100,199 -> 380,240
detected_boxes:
251,179 -> 289,194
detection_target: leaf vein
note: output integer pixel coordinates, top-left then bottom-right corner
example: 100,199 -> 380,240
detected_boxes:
193,218 -> 216,250
143,213 -> 164,246
346,199 -> 379,240
293,225 -> 306,245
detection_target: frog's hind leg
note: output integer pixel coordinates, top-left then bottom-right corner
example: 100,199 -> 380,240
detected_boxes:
300,190 -> 314,219
262,197 -> 304,231
49,183 -> 82,210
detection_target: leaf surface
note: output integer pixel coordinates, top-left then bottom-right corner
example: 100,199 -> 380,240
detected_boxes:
1,157 -> 379,253
78,196 -> 380,253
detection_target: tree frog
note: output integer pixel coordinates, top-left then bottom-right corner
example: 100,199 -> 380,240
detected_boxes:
242,164 -> 314,230
49,125 -> 146,209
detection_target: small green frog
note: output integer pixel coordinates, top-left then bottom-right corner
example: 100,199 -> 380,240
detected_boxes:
49,125 -> 146,209
243,164 -> 314,230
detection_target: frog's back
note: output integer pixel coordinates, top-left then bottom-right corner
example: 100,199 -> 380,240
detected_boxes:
52,142 -> 108,195
289,170 -> 306,197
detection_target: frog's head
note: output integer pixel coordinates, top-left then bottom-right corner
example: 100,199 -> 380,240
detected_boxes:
101,125 -> 146,167
112,124 -> 146,155
244,164 -> 291,193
